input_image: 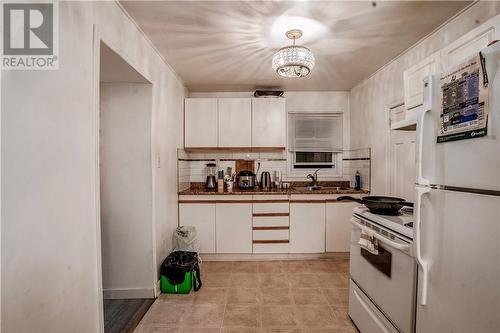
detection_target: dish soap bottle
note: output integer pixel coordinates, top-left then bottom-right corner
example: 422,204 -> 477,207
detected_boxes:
354,171 -> 361,190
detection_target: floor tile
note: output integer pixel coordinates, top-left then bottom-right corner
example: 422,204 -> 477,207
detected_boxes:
288,273 -> 321,289
295,305 -> 337,328
157,293 -> 194,304
137,260 -> 356,333
178,304 -> 224,327
140,303 -> 187,326
323,288 -> 348,308
280,261 -> 308,274
292,288 -> 328,305
259,274 -> 289,288
260,288 -> 293,305
203,273 -> 233,288
317,273 -> 349,289
202,261 -> 233,273
257,261 -> 285,273
227,288 -> 262,304
222,328 -> 261,333
223,304 -> 261,328
307,261 -> 338,273
260,329 -> 303,333
232,262 -> 258,273
261,305 -> 298,327
230,273 -> 261,288
192,287 -> 227,304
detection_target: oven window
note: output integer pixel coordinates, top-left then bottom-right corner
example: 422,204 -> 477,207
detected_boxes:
361,247 -> 392,278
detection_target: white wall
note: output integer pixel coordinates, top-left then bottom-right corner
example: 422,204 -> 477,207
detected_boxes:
349,2 -> 500,195
1,2 -> 185,332
100,83 -> 154,298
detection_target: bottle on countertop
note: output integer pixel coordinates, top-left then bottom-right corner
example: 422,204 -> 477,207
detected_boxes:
354,171 -> 361,190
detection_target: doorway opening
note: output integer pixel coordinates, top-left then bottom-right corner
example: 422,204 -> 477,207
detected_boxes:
99,42 -> 155,333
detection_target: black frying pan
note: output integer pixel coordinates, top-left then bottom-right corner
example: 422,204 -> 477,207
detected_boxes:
337,196 -> 413,215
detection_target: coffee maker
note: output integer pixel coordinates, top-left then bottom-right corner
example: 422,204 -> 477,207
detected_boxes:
205,163 -> 217,189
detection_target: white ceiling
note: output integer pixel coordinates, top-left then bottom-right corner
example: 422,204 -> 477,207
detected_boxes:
121,1 -> 469,92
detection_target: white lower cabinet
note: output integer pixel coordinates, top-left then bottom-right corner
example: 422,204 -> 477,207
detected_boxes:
326,201 -> 359,252
216,203 -> 253,253
179,203 -> 216,253
289,203 -> 326,253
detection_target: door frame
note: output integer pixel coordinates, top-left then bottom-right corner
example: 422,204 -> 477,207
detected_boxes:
91,24 -> 158,332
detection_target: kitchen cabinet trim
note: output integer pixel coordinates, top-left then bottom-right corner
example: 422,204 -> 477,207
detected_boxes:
252,212 -> 289,217
253,226 -> 289,230
253,240 -> 289,244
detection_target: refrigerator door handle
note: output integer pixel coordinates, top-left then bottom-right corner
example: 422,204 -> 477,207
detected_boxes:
415,186 -> 430,305
416,88 -> 431,186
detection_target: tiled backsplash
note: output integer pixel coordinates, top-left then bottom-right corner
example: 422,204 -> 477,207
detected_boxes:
342,148 -> 371,191
178,148 -> 371,192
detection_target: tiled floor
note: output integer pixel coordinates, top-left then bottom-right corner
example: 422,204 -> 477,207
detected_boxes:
135,259 -> 357,333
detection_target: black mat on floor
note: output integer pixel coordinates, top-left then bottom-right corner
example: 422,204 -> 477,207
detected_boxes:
104,298 -> 154,333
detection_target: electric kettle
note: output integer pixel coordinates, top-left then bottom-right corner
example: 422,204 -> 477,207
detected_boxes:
260,171 -> 272,190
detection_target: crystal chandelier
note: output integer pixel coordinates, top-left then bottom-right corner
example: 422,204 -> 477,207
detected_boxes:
272,29 -> 315,78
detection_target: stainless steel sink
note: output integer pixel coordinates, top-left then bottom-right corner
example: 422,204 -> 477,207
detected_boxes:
293,186 -> 351,191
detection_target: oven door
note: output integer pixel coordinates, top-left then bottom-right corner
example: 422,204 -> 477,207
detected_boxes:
349,216 -> 416,333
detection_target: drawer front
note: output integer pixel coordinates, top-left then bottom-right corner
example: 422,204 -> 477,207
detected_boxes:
253,202 -> 289,214
252,216 -> 289,227
253,243 -> 289,254
253,229 -> 289,241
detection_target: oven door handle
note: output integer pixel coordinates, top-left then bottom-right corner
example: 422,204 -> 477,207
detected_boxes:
351,218 -> 411,253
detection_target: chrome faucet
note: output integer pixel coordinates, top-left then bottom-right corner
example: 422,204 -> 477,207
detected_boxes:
306,169 -> 321,188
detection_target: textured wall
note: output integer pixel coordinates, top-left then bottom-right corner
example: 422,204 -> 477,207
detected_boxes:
1,2 -> 185,331
349,2 -> 500,195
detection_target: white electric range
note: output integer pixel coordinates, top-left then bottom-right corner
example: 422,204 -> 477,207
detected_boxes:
348,206 -> 417,333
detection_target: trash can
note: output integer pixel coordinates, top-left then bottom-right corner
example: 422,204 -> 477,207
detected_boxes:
172,226 -> 200,253
160,251 -> 202,294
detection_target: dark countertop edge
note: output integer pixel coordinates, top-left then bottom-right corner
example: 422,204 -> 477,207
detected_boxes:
178,189 -> 369,196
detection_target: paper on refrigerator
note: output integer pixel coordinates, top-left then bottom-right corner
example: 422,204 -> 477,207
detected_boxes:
437,52 -> 489,143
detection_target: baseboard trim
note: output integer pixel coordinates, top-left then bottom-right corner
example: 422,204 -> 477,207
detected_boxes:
155,279 -> 161,297
103,287 -> 156,299
199,252 -> 349,262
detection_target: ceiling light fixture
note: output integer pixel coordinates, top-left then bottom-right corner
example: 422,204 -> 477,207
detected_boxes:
272,29 -> 315,78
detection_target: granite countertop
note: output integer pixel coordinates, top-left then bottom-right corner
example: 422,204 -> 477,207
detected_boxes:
179,181 -> 369,195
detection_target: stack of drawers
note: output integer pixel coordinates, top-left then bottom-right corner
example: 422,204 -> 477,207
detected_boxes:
252,196 -> 290,253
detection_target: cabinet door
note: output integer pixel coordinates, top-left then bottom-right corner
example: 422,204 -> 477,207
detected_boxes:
403,51 -> 440,110
218,98 -> 252,147
326,201 -> 359,252
216,203 -> 252,253
289,203 -> 325,253
390,130 -> 416,203
252,98 -> 286,148
184,98 -> 218,148
179,203 -> 216,253
440,15 -> 500,70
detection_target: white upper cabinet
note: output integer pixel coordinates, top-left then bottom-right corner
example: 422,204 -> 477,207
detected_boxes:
252,98 -> 286,148
218,98 -> 252,147
403,51 -> 440,110
440,15 -> 500,70
184,98 -> 218,148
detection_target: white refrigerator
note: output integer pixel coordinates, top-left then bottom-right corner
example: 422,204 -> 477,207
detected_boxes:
414,42 -> 500,332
